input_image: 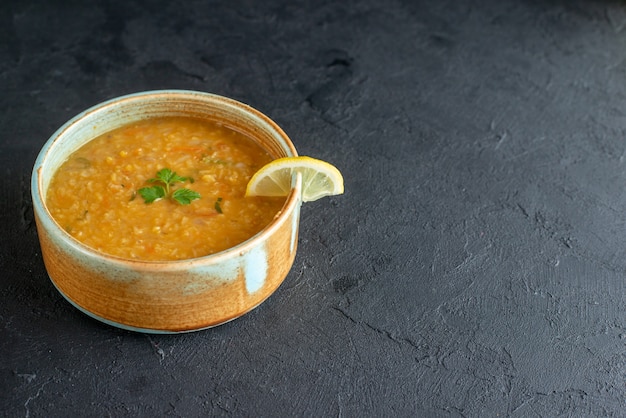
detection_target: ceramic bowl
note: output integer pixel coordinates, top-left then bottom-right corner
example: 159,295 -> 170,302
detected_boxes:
31,90 -> 302,333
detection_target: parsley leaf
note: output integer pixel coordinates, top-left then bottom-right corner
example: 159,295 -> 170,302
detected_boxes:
172,188 -> 201,205
138,186 -> 166,203
149,168 -> 190,194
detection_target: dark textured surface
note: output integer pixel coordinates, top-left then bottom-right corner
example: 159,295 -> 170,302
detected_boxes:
2,0 -> 626,416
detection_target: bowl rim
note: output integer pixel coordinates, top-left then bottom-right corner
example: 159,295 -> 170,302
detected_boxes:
31,89 -> 302,270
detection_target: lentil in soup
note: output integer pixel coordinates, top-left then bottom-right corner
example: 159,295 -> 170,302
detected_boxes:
46,117 -> 286,261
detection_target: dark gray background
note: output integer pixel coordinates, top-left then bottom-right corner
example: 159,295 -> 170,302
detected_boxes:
2,0 -> 625,416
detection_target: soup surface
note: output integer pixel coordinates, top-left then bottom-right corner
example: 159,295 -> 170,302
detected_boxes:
46,117 -> 286,261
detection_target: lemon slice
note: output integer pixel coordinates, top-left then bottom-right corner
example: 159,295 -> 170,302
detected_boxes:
246,156 -> 344,202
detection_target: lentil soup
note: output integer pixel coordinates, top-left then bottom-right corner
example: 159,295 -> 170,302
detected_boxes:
46,116 -> 286,261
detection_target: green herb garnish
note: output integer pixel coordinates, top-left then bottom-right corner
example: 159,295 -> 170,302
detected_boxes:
172,188 -> 202,205
215,197 -> 223,214
138,185 -> 166,203
138,168 -> 201,205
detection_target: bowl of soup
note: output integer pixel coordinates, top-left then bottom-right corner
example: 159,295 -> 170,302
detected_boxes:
31,90 -> 303,333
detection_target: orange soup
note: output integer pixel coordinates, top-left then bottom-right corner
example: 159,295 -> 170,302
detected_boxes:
46,117 -> 286,261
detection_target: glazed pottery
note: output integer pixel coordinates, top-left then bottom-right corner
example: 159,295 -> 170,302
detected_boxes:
31,90 -> 302,333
